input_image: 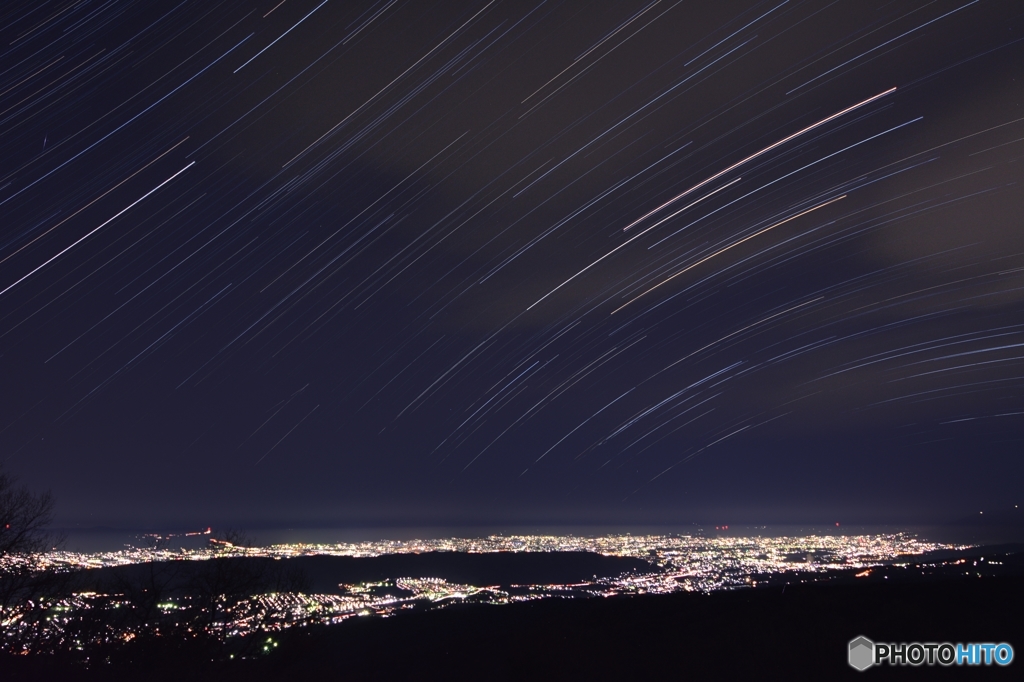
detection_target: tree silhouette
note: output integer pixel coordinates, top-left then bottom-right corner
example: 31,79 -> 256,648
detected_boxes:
0,466 -> 63,612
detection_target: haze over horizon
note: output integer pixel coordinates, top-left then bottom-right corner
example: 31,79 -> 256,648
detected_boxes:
1,0 -> 1022,530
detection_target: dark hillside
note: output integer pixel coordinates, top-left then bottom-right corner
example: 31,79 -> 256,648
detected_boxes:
75,550 -> 656,595
7,572 -> 1022,681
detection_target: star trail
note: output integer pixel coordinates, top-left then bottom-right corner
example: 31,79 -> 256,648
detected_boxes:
0,0 -> 1021,528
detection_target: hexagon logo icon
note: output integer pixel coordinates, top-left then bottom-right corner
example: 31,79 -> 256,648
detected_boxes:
849,636 -> 874,671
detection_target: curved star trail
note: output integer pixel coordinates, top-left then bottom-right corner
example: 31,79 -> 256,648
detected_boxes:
0,0 -> 1021,526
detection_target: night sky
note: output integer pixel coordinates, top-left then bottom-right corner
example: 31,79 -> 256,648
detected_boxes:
1,0 -> 1022,529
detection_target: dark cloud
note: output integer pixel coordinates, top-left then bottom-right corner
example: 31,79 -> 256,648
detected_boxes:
1,0 -> 1022,528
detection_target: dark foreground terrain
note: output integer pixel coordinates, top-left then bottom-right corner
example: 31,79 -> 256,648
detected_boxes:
5,569 -> 1023,681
